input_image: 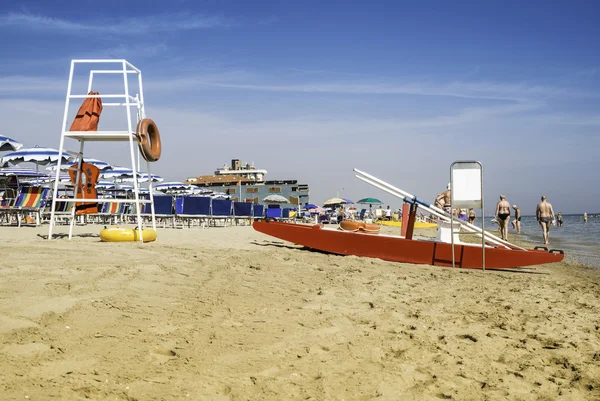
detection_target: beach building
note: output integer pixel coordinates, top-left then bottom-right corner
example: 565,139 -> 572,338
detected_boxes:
184,159 -> 310,209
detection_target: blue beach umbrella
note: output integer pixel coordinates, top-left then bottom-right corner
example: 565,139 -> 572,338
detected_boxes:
0,135 -> 24,152
342,197 -> 354,204
303,203 -> 319,210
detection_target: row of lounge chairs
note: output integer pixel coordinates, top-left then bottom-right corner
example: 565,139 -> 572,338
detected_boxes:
1,185 -> 297,228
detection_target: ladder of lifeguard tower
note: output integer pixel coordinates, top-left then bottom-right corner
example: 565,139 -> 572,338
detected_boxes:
47,60 -> 157,241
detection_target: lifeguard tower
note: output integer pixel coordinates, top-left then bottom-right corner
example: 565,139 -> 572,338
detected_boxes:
47,60 -> 157,241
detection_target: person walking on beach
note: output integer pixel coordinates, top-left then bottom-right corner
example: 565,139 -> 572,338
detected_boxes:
495,194 -> 511,240
536,195 -> 555,245
468,208 -> 476,224
511,205 -> 521,234
385,206 -> 392,221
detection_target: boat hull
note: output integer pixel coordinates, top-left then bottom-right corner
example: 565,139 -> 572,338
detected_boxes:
253,221 -> 564,269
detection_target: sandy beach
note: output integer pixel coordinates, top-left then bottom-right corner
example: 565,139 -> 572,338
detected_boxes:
1,223 -> 599,400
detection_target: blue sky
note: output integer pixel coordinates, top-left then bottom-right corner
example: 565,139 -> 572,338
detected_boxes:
0,1 -> 599,214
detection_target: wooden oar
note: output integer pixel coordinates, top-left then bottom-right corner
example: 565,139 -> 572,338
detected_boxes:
354,168 -> 525,251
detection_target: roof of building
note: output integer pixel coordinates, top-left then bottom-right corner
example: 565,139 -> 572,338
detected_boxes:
185,174 -> 256,187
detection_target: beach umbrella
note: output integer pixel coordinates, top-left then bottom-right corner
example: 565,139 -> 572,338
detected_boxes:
154,182 -> 195,194
140,173 -> 164,183
0,134 -> 24,152
342,197 -> 354,204
41,171 -> 71,182
0,166 -> 48,178
211,191 -> 231,199
323,197 -> 347,206
121,173 -> 164,183
100,166 -> 140,180
47,158 -> 113,174
262,194 -> 289,204
357,197 -> 382,204
0,146 -> 74,167
96,181 -> 121,190
303,203 -> 319,210
191,186 -> 213,195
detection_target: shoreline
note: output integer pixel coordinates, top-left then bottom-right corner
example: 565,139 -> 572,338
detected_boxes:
1,224 -> 599,400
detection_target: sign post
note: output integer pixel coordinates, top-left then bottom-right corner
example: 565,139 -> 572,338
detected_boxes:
450,161 -> 485,270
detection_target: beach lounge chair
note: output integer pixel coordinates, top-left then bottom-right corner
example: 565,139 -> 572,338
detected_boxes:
42,199 -> 73,225
176,196 -> 210,228
266,205 -> 282,220
211,199 -> 233,227
253,204 -> 264,219
96,201 -> 127,225
282,207 -> 296,222
0,186 -> 49,227
233,201 -> 253,225
142,195 -> 174,228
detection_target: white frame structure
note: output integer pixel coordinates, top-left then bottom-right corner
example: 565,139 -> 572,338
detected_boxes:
450,161 -> 485,270
47,59 -> 156,241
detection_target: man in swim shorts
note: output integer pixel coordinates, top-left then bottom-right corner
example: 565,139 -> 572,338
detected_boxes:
494,194 -> 511,240
467,208 -> 476,224
536,195 -> 555,245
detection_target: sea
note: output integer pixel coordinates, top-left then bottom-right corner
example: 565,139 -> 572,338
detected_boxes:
480,214 -> 600,268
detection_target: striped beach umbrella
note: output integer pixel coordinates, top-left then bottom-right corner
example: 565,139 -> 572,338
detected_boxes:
121,173 -> 164,183
0,135 -> 23,152
0,146 -> 74,167
154,182 -> 194,194
100,166 -> 140,180
0,166 -> 48,178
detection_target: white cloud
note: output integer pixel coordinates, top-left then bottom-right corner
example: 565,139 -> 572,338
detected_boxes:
0,12 -> 230,34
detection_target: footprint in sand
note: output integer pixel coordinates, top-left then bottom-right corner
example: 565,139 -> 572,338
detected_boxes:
149,346 -> 177,364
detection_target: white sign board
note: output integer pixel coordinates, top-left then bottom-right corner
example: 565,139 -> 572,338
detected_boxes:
451,162 -> 482,209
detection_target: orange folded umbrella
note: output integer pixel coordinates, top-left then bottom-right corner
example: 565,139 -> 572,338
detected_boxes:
70,91 -> 103,131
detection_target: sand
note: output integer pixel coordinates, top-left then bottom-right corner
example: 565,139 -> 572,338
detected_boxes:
0,223 -> 599,400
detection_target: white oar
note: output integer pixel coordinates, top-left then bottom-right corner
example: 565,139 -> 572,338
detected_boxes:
354,168 -> 524,250
355,174 -> 510,249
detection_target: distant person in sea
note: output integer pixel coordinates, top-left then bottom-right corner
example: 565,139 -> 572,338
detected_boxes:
511,205 -> 521,234
495,194 -> 511,240
536,195 -> 555,245
557,212 -> 563,227
467,208 -> 476,224
435,183 -> 452,214
583,212 -> 588,223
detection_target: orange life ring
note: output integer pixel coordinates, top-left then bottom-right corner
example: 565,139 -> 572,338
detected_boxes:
136,118 -> 161,162
339,220 -> 380,235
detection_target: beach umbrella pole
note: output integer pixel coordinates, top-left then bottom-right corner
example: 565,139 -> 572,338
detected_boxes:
354,168 -> 523,250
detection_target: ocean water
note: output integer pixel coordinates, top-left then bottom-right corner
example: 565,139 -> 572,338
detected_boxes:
480,214 -> 600,268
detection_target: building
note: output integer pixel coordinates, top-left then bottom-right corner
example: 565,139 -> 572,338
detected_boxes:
184,159 -> 310,208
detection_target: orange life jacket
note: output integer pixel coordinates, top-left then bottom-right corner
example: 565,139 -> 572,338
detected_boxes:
68,162 -> 100,214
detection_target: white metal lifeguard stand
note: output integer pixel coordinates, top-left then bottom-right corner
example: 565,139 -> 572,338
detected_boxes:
47,60 -> 156,241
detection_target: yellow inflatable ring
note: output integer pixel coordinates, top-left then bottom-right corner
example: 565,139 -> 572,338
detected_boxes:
100,226 -> 157,242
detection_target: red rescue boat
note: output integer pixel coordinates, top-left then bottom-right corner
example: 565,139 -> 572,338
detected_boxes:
252,220 -> 565,269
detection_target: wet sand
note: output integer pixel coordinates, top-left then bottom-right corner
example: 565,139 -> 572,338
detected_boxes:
1,223 -> 599,400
